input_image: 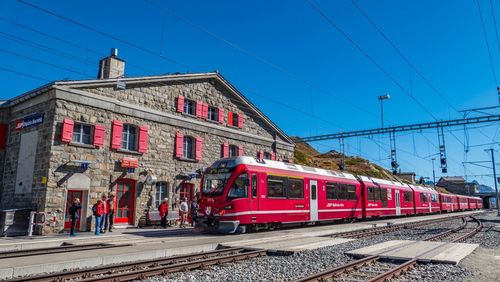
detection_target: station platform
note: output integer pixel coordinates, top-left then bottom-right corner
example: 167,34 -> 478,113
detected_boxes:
346,239 -> 479,264
0,210 -> 481,280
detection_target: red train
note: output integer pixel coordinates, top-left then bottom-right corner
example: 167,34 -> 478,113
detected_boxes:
197,157 -> 482,233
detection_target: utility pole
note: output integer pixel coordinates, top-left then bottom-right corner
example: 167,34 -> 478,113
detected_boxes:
431,158 -> 436,187
378,94 -> 390,128
485,148 -> 499,215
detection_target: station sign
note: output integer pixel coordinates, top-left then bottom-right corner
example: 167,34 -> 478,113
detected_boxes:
121,157 -> 139,168
15,113 -> 44,130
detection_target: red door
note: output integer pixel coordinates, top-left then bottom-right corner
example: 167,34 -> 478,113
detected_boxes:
64,190 -> 83,229
180,183 -> 194,222
115,179 -> 136,224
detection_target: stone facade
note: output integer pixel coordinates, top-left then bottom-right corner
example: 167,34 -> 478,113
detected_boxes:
0,72 -> 295,234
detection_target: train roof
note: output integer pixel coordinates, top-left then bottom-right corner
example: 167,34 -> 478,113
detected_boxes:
212,156 -> 358,181
358,176 -> 411,190
408,184 -> 439,194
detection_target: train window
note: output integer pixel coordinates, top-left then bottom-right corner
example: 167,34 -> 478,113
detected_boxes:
227,173 -> 248,199
367,186 -> 375,201
346,185 -> 357,200
252,175 -> 257,198
420,193 -> 428,202
326,182 -> 337,200
267,175 -> 286,198
380,188 -> 388,206
431,194 -> 438,202
404,191 -> 413,202
374,187 -> 381,201
287,178 -> 304,199
311,184 -> 317,200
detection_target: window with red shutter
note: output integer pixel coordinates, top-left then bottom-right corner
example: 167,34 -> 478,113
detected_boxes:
111,120 -> 123,150
271,152 -> 276,160
238,114 -> 244,128
258,150 -> 264,160
93,125 -> 105,147
175,132 -> 184,158
177,95 -> 184,113
218,108 -> 224,124
196,101 -> 202,117
195,137 -> 203,161
0,124 -> 7,150
138,125 -> 149,153
238,145 -> 244,156
222,143 -> 229,158
61,118 -> 74,143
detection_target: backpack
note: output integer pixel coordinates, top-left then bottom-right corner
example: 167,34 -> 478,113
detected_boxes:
92,204 -> 98,216
68,205 -> 75,215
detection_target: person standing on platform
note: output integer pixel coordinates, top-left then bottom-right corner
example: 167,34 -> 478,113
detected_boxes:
69,198 -> 81,236
106,193 -> 115,232
190,196 -> 199,227
93,199 -> 105,235
159,198 -> 169,228
179,198 -> 189,228
100,194 -> 108,233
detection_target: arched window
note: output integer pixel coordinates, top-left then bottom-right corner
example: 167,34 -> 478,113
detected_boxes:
122,124 -> 138,151
154,182 -> 169,208
183,136 -> 195,159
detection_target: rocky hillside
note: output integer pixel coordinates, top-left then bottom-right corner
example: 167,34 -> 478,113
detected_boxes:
293,141 -> 398,180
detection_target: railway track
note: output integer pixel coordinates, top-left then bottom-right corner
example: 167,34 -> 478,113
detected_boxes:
424,216 -> 482,243
330,214 -> 473,239
297,216 -> 483,282
0,243 -> 132,259
5,247 -> 267,282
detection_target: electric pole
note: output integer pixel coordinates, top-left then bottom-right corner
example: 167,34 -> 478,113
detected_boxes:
485,148 -> 499,215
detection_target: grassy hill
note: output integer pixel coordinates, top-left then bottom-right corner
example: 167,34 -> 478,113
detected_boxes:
293,141 -> 399,180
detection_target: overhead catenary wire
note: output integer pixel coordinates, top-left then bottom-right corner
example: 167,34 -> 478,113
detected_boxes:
489,0 -> 500,52
476,0 -> 499,88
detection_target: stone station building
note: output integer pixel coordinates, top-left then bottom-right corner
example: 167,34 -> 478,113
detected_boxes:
0,52 -> 294,234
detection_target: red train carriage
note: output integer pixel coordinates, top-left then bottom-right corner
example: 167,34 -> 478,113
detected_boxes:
198,157 -> 363,233
439,193 -> 457,212
467,197 -> 477,210
358,176 -> 415,218
456,195 -> 469,211
476,197 -> 483,209
410,185 -> 440,214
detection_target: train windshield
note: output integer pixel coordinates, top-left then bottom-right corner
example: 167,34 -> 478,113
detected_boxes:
227,173 -> 249,200
202,167 -> 234,197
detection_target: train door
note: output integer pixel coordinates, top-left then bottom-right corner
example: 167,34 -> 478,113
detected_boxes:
429,194 -> 432,213
395,190 -> 401,216
310,180 -> 318,221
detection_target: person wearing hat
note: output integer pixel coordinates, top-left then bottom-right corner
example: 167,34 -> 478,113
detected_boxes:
158,198 -> 169,228
105,193 -> 116,232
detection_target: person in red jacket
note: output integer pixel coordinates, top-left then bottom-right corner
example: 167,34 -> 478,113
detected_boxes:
92,199 -> 105,235
158,198 -> 169,228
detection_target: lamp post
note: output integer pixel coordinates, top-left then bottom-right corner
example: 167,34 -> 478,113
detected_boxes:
431,158 -> 436,187
485,148 -> 499,215
378,94 -> 390,128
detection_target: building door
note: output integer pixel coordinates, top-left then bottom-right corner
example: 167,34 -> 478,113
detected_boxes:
310,180 -> 318,221
179,183 -> 194,202
64,190 -> 83,229
395,190 -> 401,216
115,179 -> 135,225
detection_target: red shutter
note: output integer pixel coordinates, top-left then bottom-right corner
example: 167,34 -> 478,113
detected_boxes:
258,150 -> 264,160
0,123 -> 7,150
93,125 -> 105,147
61,118 -> 74,143
111,120 -> 123,150
238,114 -> 244,129
175,132 -> 184,158
238,145 -> 244,156
228,111 -> 233,126
271,152 -> 276,160
195,136 -> 203,161
218,108 -> 224,124
177,95 -> 184,113
196,101 -> 202,117
138,125 -> 149,153
222,143 -> 229,158
202,103 -> 209,119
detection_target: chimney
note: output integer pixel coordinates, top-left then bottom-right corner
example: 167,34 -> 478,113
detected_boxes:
97,48 -> 125,79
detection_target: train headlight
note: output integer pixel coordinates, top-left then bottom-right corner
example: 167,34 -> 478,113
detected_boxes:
223,204 -> 233,210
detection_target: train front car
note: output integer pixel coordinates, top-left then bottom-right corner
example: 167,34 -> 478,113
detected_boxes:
197,157 -> 251,234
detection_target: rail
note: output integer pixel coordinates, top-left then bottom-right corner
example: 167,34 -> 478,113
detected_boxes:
0,243 -> 131,259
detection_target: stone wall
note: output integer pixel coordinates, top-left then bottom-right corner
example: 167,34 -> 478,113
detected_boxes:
0,91 -> 56,211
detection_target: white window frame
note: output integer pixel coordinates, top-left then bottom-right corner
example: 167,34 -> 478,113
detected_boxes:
122,124 -> 138,151
154,182 -> 169,209
229,145 -> 238,157
208,106 -> 218,121
183,99 -> 195,115
183,136 -> 195,159
72,123 -> 93,145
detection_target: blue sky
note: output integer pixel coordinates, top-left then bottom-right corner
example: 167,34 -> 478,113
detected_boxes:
1,0 -> 499,188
